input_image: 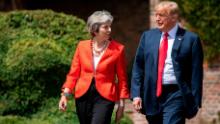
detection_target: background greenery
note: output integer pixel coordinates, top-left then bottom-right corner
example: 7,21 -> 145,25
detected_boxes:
0,98 -> 132,124
0,9 -> 132,124
173,1 -> 220,122
173,0 -> 220,64
0,10 -> 89,116
2,0 -> 219,123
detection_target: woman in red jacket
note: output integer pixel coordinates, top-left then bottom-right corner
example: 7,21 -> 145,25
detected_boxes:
58,10 -> 130,124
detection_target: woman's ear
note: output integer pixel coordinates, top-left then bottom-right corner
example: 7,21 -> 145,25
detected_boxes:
91,32 -> 96,37
93,31 -> 98,36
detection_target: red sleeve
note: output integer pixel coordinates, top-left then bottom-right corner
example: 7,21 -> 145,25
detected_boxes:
62,44 -> 81,93
116,46 -> 130,99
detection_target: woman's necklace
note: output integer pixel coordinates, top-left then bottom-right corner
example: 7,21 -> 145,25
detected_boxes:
92,40 -> 109,57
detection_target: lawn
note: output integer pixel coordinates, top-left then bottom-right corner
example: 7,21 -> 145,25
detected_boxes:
0,98 -> 132,124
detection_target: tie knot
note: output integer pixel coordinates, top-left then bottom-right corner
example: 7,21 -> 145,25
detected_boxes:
164,32 -> 169,37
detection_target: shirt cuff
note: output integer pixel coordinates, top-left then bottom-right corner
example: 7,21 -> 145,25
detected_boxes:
133,97 -> 142,101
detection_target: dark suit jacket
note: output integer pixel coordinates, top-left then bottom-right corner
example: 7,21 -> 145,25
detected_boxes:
131,26 -> 203,119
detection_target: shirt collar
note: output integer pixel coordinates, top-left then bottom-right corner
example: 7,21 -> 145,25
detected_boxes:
162,23 -> 178,39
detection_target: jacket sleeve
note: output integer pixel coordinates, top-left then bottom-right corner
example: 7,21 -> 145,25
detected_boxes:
116,46 -> 130,99
191,36 -> 204,107
62,43 -> 81,93
130,32 -> 146,99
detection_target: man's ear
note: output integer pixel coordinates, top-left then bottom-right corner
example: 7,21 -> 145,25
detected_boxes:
171,14 -> 178,22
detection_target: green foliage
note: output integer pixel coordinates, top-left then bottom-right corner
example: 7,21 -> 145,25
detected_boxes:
0,98 -> 79,124
31,98 -> 79,124
111,111 -> 133,124
0,116 -> 27,124
0,10 -> 89,116
173,0 -> 220,61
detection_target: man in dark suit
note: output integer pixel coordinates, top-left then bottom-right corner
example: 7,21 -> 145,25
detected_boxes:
131,1 -> 203,124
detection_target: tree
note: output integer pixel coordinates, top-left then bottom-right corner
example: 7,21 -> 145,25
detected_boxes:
173,0 -> 220,64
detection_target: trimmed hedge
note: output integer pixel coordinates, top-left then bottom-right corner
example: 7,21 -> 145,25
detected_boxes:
0,10 -> 89,115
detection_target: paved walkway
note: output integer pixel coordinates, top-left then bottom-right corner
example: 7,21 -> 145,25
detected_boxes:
124,100 -> 202,124
124,100 -> 148,124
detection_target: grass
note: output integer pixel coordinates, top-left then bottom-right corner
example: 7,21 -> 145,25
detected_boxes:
0,97 -> 132,124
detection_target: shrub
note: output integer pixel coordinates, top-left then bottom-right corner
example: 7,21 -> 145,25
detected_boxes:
0,10 -> 89,116
173,0 -> 220,62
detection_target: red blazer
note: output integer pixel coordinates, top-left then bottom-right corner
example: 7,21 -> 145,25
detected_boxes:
62,39 -> 130,102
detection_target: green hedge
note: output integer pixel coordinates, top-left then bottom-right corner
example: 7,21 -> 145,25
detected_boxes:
0,10 -> 89,116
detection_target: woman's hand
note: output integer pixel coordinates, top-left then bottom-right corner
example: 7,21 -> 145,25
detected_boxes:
59,88 -> 71,111
115,99 -> 125,124
59,95 -> 68,111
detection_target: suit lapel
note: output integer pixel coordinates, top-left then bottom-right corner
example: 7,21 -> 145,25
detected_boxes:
86,40 -> 94,71
153,27 -> 185,67
153,30 -> 162,66
172,27 -> 185,58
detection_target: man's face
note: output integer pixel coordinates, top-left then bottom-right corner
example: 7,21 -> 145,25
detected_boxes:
155,8 -> 176,32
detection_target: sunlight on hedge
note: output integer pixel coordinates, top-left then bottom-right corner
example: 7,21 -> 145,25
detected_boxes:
0,10 -> 132,124
0,10 -> 89,116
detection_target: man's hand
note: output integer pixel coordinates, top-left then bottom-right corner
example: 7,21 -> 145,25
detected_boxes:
132,98 -> 142,113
